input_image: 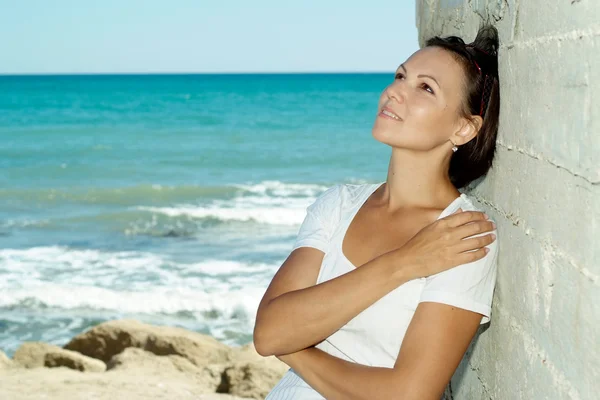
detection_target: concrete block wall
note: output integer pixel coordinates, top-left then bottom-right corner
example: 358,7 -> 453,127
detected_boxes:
415,1 -> 599,399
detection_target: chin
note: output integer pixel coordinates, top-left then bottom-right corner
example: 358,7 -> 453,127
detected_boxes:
371,127 -> 424,151
371,125 -> 399,146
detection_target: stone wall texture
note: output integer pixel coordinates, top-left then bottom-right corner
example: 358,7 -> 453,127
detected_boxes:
415,1 -> 599,399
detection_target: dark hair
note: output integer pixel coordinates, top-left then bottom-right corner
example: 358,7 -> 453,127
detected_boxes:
425,24 -> 501,189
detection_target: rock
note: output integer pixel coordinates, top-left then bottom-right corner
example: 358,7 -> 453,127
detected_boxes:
13,342 -> 63,368
65,319 -> 232,367
63,319 -> 149,362
106,347 -> 190,371
219,361 -> 288,400
218,343 -> 289,400
0,349 -> 13,369
44,348 -> 106,372
4,321 -> 283,399
0,367 -> 253,400
231,343 -> 288,378
106,347 -> 221,391
13,341 -> 106,372
231,343 -> 262,362
232,343 -> 287,368
144,325 -> 231,366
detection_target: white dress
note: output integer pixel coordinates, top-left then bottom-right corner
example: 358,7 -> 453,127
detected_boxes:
265,182 -> 499,400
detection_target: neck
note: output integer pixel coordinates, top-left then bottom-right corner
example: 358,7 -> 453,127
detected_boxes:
379,147 -> 460,211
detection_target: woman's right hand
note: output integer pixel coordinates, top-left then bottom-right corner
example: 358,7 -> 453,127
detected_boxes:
392,209 -> 497,281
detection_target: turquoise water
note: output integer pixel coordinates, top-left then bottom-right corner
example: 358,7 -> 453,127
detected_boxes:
0,73 -> 392,355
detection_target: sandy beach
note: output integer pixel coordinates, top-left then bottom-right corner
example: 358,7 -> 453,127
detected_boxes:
0,319 -> 287,400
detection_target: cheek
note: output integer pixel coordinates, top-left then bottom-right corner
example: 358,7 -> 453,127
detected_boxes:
398,103 -> 438,141
411,99 -> 453,132
372,104 -> 451,150
413,107 -> 454,142
409,97 -> 437,119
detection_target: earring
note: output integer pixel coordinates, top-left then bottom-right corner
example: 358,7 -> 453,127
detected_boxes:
450,140 -> 458,153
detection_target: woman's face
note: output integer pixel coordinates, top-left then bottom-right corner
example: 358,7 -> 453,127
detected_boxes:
372,46 -> 468,152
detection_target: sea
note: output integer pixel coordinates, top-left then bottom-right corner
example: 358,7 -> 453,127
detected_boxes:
0,73 -> 393,356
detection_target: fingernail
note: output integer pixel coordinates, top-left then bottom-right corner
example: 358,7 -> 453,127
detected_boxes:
492,222 -> 496,229
491,234 -> 496,240
484,214 -> 490,219
485,247 -> 490,253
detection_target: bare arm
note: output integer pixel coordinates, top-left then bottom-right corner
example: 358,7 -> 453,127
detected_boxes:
254,210 -> 495,357
253,246 -> 409,356
278,301 -> 483,400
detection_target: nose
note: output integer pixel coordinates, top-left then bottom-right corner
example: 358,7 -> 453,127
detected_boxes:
385,81 -> 405,104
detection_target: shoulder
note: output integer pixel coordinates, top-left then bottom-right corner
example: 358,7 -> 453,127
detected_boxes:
453,193 -> 500,259
456,193 -> 482,212
337,182 -> 384,205
304,184 -> 343,221
308,184 -> 342,211
455,193 -> 499,232
306,182 -> 382,219
443,193 -> 496,223
435,191 -> 500,267
312,182 -> 381,206
421,193 -> 500,324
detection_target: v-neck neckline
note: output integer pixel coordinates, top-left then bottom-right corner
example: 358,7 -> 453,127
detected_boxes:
339,183 -> 467,270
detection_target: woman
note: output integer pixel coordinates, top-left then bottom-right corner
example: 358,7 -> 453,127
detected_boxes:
254,24 -> 501,400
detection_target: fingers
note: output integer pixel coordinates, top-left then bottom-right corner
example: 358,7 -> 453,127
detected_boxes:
454,220 -> 496,240
456,247 -> 490,264
454,233 -> 496,254
443,210 -> 489,228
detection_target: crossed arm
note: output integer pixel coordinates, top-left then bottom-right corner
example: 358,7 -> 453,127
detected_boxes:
277,301 -> 481,400
254,247 -> 485,399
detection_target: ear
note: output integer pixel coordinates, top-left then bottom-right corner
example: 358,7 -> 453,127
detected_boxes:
451,115 -> 483,146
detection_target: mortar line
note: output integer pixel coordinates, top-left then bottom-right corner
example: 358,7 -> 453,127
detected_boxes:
468,194 -> 600,286
502,27 -> 600,50
496,141 -> 599,185
493,307 -> 582,399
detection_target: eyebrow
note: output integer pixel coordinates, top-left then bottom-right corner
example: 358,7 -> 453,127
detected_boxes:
399,63 -> 441,89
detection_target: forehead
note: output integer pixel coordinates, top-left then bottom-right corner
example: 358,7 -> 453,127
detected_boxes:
401,47 -> 466,92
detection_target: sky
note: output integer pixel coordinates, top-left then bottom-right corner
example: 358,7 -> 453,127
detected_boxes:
0,0 -> 419,74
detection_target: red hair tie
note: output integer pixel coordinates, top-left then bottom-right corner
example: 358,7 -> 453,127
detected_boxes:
465,44 -> 492,117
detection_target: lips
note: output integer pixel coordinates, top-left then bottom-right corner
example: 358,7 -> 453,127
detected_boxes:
379,107 -> 402,121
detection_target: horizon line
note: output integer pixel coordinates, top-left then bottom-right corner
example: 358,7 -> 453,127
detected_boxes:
0,71 -> 392,77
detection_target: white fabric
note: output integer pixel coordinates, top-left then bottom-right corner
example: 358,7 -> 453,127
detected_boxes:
266,182 -> 499,400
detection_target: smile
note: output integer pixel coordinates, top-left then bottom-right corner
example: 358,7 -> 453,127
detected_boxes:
380,109 -> 402,121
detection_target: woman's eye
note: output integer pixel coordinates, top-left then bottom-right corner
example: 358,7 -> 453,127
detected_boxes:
422,84 -> 434,95
394,73 -> 435,95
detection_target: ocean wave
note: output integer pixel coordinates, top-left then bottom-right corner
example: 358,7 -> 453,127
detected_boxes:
233,181 -> 329,197
0,246 -> 278,319
0,181 -> 330,206
0,284 -> 265,320
132,181 -> 323,226
136,202 -> 307,226
6,203 -> 304,237
0,246 -> 276,278
1,181 -> 331,234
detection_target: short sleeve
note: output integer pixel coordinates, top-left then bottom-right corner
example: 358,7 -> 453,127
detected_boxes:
292,184 -> 342,253
419,224 -> 499,324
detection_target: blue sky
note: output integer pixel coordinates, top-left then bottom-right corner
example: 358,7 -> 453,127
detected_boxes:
0,0 -> 419,74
